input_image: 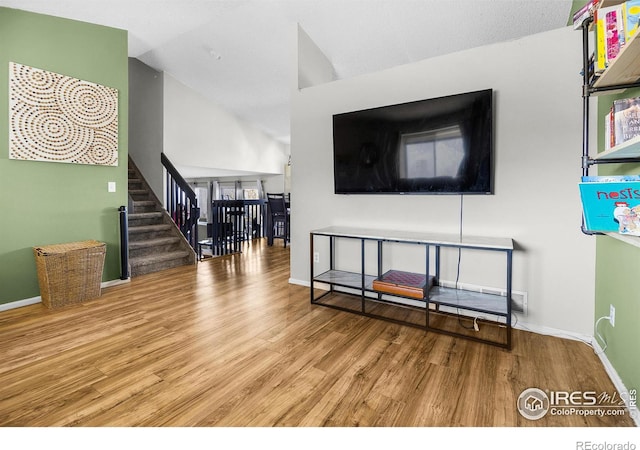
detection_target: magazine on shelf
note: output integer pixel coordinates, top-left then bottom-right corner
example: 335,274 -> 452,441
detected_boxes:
372,270 -> 436,300
579,176 -> 640,235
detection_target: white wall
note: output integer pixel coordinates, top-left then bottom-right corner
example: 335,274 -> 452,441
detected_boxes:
290,26 -> 598,335
263,173 -> 286,195
163,74 -> 289,176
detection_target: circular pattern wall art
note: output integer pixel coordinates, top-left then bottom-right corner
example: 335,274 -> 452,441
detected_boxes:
9,62 -> 118,166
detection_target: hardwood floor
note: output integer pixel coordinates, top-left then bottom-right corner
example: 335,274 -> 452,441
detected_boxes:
0,239 -> 634,427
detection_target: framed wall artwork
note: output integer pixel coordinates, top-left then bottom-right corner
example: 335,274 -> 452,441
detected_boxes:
9,62 -> 119,166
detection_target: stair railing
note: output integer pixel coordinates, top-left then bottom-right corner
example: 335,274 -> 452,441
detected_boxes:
161,153 -> 199,252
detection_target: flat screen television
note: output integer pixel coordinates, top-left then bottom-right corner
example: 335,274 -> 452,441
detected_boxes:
332,89 -> 494,195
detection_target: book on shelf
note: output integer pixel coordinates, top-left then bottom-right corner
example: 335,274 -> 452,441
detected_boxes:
613,96 -> 640,146
372,270 -> 436,300
606,4 -> 625,62
623,0 -> 640,42
579,176 -> 640,235
594,3 -> 627,71
595,7 -> 607,73
582,175 -> 640,182
573,0 -> 599,29
605,107 -> 613,151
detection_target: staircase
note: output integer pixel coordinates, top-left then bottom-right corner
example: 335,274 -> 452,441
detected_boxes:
127,158 -> 197,277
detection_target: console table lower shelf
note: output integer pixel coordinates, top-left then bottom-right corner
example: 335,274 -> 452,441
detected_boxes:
309,226 -> 514,349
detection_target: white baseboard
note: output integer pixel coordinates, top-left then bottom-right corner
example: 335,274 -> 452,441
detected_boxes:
0,296 -> 42,312
289,278 -> 310,287
511,318 -> 594,346
593,341 -> 640,427
101,278 -> 130,288
0,278 -> 131,312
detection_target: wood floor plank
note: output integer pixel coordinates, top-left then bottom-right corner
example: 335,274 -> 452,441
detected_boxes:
0,239 -> 634,427
396,362 -> 461,426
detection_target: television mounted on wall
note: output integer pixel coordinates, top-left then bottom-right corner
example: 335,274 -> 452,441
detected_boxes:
332,89 -> 494,195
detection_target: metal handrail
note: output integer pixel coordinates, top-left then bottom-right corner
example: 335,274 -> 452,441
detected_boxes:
161,153 -> 199,251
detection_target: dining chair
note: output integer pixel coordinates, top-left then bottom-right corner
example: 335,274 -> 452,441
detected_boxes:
266,193 -> 289,247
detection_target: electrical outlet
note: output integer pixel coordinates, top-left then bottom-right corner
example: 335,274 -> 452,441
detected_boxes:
610,304 -> 616,327
313,252 -> 320,263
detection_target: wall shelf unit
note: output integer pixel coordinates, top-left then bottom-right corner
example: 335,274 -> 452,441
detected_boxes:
591,28 -> 640,89
309,226 -> 514,349
592,135 -> 640,161
580,4 -> 640,169
579,4 -> 640,242
603,232 -> 640,248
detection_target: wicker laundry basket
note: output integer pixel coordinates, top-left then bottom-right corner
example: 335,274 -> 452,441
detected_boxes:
33,240 -> 106,309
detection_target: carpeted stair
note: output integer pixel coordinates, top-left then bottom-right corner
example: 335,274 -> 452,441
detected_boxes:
127,158 -> 196,277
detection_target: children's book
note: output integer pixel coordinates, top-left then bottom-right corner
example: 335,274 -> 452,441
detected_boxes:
623,0 -> 640,42
595,4 -> 626,69
605,6 -> 623,62
582,175 -> 640,182
579,176 -> 640,235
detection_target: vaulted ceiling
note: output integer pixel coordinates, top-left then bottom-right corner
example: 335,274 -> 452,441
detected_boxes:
2,0 -> 574,143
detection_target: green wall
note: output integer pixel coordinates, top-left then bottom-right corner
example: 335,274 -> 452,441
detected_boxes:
0,8 -> 128,304
595,236 -> 640,395
594,90 -> 640,397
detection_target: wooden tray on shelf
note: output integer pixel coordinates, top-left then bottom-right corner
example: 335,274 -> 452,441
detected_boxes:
372,270 -> 436,299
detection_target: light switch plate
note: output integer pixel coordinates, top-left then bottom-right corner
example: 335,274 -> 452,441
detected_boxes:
108,181 -> 116,193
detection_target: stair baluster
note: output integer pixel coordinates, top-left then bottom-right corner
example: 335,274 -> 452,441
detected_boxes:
161,153 -> 200,252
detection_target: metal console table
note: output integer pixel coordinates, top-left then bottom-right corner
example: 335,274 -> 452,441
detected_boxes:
309,226 -> 514,349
